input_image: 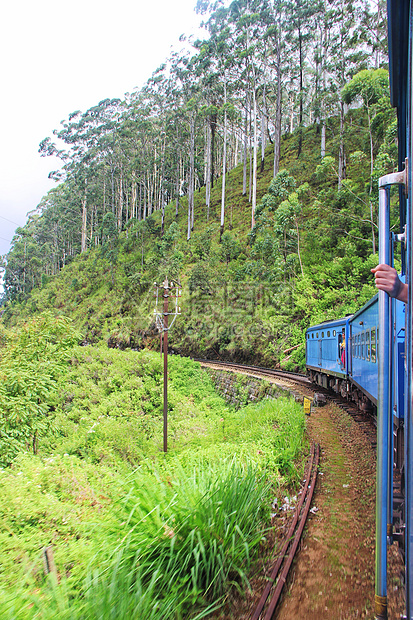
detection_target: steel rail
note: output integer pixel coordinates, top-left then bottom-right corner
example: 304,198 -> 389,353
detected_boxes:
251,442 -> 320,620
196,359 -> 309,384
251,442 -> 316,620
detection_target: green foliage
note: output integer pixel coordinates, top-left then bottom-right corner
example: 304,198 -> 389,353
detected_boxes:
0,345 -> 306,618
2,72 -> 397,371
341,68 -> 390,107
188,262 -> 211,293
220,231 -> 241,264
0,313 -> 80,465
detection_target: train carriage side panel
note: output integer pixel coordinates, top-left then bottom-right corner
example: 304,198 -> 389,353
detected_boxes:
394,293 -> 406,424
348,292 -> 406,416
349,295 -> 379,406
306,317 -> 351,394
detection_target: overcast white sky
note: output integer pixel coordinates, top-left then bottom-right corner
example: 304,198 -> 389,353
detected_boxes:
0,0 -> 206,260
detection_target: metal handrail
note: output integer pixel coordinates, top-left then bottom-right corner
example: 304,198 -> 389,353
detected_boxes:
376,167 -> 407,619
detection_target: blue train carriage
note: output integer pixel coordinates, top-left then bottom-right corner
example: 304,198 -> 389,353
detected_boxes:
305,316 -> 351,398
394,291 -> 406,466
348,295 -> 379,412
348,290 -> 405,423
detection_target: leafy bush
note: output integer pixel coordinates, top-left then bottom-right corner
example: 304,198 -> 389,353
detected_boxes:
0,346 -> 306,618
0,313 -> 80,465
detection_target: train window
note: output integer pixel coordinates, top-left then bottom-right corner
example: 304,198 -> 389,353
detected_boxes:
357,333 -> 360,357
366,330 -> 370,361
321,332 -> 324,338
316,332 -> 319,338
352,335 -> 356,357
361,332 -> 365,359
333,330 -> 336,336
312,333 -> 314,338
371,328 -> 376,362
327,331 -> 330,337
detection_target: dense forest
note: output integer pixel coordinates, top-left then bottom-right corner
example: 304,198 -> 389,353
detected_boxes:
1,0 -> 396,368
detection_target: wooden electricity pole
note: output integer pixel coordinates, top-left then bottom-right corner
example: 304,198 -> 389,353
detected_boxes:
154,278 -> 181,453
162,279 -> 169,453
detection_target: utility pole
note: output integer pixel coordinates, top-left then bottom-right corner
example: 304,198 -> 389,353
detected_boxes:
153,278 -> 181,453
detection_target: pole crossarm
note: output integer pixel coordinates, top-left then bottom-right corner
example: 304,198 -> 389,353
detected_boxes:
153,278 -> 182,333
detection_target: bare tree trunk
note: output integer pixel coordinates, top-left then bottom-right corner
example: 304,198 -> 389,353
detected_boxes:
297,24 -> 304,158
143,176 -> 147,221
234,129 -> 239,167
260,79 -> 267,173
248,90 -> 253,204
206,122 -> 211,219
125,187 -> 129,233
338,0 -> 347,188
273,36 -> 282,178
252,84 -> 258,229
175,158 -> 180,219
131,177 -> 136,219
320,12 -> 327,159
187,114 -> 195,241
220,71 -> 228,240
161,194 -> 166,237
367,104 -> 376,255
117,170 -> 123,230
81,182 -> 87,253
321,123 -> 326,158
210,112 -> 217,188
138,182 -> 142,221
243,93 -> 248,195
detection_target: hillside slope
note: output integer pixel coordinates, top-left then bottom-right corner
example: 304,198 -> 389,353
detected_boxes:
2,110 -> 397,370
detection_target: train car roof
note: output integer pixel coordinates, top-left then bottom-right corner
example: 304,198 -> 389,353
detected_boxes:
350,293 -> 378,323
306,316 -> 353,333
387,0 -> 409,110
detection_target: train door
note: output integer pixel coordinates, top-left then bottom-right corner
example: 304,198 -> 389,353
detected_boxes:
338,328 -> 345,370
337,331 -> 342,363
406,44 -> 413,616
318,334 -> 322,367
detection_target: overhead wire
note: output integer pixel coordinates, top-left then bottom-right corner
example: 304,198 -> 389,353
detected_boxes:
0,215 -> 20,226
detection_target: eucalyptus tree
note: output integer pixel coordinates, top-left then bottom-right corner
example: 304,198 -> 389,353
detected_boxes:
283,0 -> 322,157
342,68 -> 392,254
262,0 -> 286,177
360,0 -> 388,69
169,48 -> 204,241
319,0 -> 371,187
223,0 -> 263,227
39,98 -> 125,251
204,8 -> 234,237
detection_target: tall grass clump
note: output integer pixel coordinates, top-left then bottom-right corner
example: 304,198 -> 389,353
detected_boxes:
76,458 -> 270,618
14,458 -> 270,619
0,347 -> 306,619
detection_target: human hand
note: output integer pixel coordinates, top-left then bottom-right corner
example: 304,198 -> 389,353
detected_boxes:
371,264 -> 408,302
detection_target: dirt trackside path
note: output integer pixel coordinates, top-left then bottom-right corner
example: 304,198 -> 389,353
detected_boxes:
275,400 -> 404,620
210,381 -> 405,619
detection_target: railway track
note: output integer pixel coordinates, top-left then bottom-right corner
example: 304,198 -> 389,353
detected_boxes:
198,358 -> 377,447
196,358 -> 310,387
198,358 -> 383,617
251,442 -> 320,620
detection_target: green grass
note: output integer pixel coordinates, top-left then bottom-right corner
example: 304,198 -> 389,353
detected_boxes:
0,345 -> 307,619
